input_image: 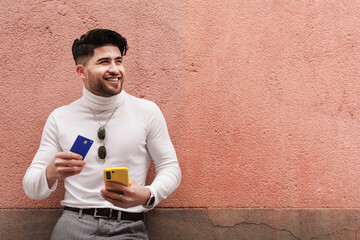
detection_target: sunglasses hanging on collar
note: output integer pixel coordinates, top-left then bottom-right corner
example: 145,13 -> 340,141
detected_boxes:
88,107 -> 118,160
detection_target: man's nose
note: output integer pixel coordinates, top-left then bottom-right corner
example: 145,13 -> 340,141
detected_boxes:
107,62 -> 120,74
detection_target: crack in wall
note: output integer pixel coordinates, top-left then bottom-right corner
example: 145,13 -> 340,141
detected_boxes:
308,227 -> 355,240
213,221 -> 300,240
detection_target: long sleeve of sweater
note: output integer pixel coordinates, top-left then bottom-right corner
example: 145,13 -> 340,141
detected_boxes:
23,113 -> 61,200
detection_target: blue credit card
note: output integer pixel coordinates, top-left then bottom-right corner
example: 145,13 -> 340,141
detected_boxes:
70,135 -> 94,160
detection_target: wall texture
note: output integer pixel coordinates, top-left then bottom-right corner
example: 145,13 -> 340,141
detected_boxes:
2,0 -> 360,239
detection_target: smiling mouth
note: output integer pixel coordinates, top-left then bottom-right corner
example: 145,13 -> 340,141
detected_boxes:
105,77 -> 121,82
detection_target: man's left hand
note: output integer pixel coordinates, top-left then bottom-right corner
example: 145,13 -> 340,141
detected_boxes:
100,180 -> 151,208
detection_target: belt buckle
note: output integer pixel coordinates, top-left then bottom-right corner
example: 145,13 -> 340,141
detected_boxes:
94,208 -> 112,218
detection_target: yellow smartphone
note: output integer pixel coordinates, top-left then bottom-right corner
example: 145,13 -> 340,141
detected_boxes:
103,167 -> 129,192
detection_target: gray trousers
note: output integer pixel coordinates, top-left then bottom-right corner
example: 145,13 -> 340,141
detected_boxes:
50,210 -> 149,240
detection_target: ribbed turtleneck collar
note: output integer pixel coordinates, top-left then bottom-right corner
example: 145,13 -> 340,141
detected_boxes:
80,86 -> 126,111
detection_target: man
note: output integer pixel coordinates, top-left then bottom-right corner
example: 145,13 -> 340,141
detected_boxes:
23,29 -> 181,239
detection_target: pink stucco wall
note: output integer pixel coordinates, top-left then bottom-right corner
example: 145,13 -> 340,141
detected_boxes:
2,1 -> 360,209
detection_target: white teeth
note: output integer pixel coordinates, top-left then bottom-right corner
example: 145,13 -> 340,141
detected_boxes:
106,78 -> 119,82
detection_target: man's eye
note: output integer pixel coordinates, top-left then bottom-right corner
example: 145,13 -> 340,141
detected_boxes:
99,61 -> 109,64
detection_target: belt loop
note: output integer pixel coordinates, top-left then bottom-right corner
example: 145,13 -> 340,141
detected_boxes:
78,209 -> 83,219
117,211 -> 122,222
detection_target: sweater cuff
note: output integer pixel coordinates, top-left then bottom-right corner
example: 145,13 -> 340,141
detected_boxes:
42,167 -> 57,191
143,186 -> 157,211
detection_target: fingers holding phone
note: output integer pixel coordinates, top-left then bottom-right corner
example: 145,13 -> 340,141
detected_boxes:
101,167 -> 130,207
101,168 -> 151,208
101,180 -> 151,209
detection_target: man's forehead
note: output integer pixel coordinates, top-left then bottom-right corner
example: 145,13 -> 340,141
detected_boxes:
93,45 -> 122,58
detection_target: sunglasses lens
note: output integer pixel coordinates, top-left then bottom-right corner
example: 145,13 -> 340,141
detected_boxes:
98,127 -> 106,140
98,145 -> 106,159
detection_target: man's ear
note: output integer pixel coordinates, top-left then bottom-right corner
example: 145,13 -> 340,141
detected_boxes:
76,65 -> 87,80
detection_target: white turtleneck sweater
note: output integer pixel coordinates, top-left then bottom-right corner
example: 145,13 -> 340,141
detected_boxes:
23,87 -> 181,213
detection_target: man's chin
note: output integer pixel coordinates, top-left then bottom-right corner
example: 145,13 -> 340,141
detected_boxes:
105,82 -> 122,94
103,89 -> 122,97
90,87 -> 122,97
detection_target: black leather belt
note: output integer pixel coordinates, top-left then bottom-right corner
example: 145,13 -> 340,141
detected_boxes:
64,206 -> 144,221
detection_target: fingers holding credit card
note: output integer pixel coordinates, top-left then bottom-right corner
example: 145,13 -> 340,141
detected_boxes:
45,151 -> 86,188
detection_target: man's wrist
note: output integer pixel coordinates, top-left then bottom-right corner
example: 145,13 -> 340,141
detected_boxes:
45,165 -> 57,188
143,186 -> 155,208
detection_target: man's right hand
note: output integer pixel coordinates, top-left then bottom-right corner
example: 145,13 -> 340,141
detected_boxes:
46,151 -> 85,188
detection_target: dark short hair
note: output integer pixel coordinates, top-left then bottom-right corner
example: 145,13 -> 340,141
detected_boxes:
72,29 -> 129,65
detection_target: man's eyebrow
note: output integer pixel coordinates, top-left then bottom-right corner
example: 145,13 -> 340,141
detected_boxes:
96,56 -> 122,62
96,57 -> 110,62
